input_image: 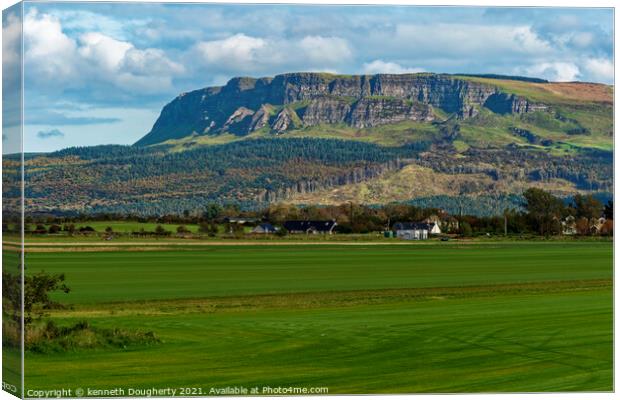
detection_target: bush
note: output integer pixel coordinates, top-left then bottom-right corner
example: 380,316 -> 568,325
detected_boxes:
459,221 -> 473,237
26,320 -> 160,354
198,223 -> 218,237
33,224 -> 47,234
334,224 -> 353,234
154,225 -> 170,236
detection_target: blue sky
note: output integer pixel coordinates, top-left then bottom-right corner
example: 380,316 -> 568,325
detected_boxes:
2,3 -> 614,152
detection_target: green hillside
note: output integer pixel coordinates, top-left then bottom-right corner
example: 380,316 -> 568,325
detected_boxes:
4,74 -> 612,216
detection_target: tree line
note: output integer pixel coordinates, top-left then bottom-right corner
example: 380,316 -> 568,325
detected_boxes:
5,188 -> 612,237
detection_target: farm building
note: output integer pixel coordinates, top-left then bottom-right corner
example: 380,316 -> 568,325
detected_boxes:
284,220 -> 337,234
426,222 -> 442,235
251,223 -> 278,234
224,217 -> 260,224
590,217 -> 608,234
562,216 -> 577,235
392,222 -> 437,240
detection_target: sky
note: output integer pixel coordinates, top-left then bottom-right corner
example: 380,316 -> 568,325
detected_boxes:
1,2 -> 614,153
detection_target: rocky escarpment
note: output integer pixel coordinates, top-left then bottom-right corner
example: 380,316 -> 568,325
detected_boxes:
255,159 -> 405,203
136,73 -> 547,146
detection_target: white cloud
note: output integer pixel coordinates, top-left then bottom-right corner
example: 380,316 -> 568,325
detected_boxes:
191,33 -> 352,76
390,24 -> 553,58
569,31 -> 595,49
24,9 -> 78,82
362,60 -> 424,75
2,12 -> 22,95
48,9 -> 145,41
24,9 -> 184,94
194,34 -> 266,68
122,48 -> 185,76
299,36 -> 352,65
78,32 -> 132,71
522,62 -> 580,82
583,58 -> 613,83
2,12 -> 21,70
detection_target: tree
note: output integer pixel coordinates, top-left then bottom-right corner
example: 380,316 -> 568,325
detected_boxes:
34,224 -> 47,234
604,200 -> 613,220
198,222 -> 211,234
176,225 -> 189,234
198,222 -> 218,236
203,203 -> 222,222
600,219 -> 613,236
105,226 -> 114,234
572,194 -> 603,222
575,217 -> 591,236
208,223 -> 219,237
459,221 -> 473,237
2,271 -> 70,327
48,224 -> 61,234
523,188 -> 565,236
154,225 -> 168,236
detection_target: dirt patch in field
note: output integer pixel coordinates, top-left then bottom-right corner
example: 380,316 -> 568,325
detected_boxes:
2,245 -> 21,252
13,241 -> 433,248
24,246 -> 180,253
536,82 -> 613,104
51,279 -> 611,318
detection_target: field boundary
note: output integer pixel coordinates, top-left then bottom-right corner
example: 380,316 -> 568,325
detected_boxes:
50,279 -> 612,317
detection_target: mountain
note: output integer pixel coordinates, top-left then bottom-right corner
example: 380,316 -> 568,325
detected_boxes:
6,73 -> 613,217
136,72 -> 549,146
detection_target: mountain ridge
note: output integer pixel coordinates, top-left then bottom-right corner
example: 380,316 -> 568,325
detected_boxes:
135,72 -> 555,146
3,72 -> 612,217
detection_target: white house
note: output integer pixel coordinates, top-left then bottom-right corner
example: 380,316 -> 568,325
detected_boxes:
393,222 -> 430,240
251,223 -> 278,234
427,222 -> 442,235
562,216 -> 577,235
423,215 -> 443,235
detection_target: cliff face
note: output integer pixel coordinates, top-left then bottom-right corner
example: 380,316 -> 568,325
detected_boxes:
136,73 -> 544,146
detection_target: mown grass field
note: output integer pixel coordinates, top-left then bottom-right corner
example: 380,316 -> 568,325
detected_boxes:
2,249 -> 22,396
16,241 -> 613,393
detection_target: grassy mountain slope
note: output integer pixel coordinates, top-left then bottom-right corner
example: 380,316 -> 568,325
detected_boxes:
156,79 -> 612,154
6,75 -> 612,216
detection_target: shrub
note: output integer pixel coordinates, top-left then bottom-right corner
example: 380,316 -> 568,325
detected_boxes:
459,221 -> 473,237
26,320 -> 160,354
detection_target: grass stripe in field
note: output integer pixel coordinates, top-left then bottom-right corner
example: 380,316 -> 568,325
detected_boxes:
23,242 -> 612,304
25,288 -> 612,392
48,279 -> 611,318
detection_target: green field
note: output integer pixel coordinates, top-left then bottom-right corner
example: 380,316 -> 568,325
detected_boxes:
2,249 -> 22,397
17,242 -> 613,393
28,221 -> 202,234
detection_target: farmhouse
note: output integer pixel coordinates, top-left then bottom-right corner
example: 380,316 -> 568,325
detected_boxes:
284,220 -> 337,234
251,223 -> 278,234
224,217 -> 259,224
562,216 -> 577,235
426,221 -> 442,235
392,222 -> 435,240
590,217 -> 608,234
